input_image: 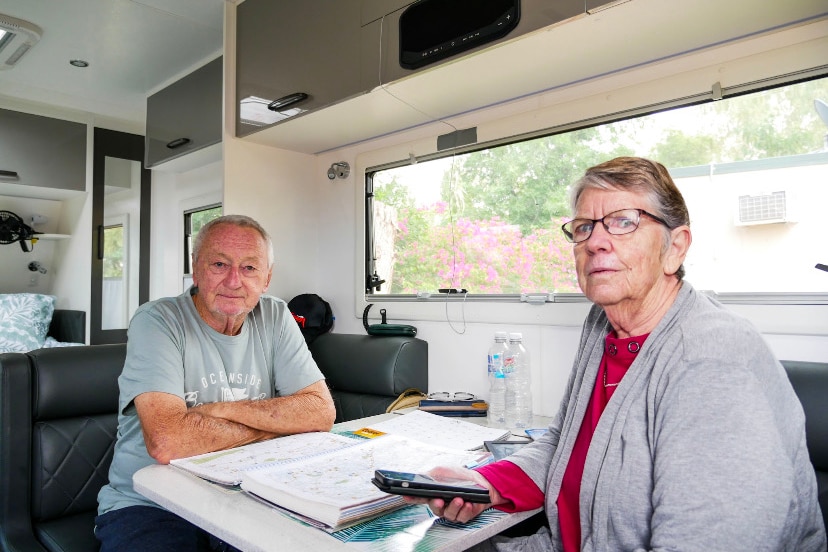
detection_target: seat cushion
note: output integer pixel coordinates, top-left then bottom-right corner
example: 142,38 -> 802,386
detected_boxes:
35,510 -> 100,552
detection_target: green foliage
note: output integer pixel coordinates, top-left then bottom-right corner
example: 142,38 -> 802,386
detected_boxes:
445,128 -> 631,235
103,225 -> 124,278
651,130 -> 719,167
651,79 -> 828,166
190,206 -> 222,234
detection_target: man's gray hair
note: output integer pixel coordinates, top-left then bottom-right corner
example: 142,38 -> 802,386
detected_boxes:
192,214 -> 274,268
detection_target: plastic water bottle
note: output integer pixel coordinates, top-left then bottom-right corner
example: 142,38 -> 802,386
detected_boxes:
487,332 -> 508,425
504,332 -> 533,428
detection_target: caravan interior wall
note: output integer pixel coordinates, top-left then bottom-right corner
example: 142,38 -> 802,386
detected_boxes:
212,2 -> 828,414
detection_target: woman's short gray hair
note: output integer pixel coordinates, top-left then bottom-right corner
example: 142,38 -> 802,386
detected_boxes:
569,157 -> 690,280
192,214 -> 274,268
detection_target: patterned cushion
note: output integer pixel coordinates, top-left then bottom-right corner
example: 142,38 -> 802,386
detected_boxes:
0,293 -> 56,353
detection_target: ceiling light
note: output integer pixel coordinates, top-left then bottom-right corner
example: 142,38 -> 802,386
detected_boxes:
69,59 -> 89,68
0,13 -> 41,70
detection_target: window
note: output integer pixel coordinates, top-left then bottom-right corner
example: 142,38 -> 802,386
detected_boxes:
366,75 -> 828,300
183,204 -> 222,288
101,223 -> 126,329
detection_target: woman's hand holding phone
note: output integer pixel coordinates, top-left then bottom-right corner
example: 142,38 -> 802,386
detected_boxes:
400,465 -> 503,524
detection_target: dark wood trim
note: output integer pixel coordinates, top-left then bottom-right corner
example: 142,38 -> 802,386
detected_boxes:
90,128 -> 151,344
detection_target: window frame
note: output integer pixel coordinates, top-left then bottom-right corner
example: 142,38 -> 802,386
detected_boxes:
364,68 -> 828,310
183,203 -> 222,276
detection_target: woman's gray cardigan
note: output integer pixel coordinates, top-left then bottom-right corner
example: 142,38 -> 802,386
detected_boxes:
492,282 -> 825,551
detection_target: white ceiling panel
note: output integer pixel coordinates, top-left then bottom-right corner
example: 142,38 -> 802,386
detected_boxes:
0,0 -> 224,125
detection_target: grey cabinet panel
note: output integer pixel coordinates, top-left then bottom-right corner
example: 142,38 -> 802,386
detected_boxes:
0,108 -> 86,192
235,0 -> 370,138
145,56 -> 223,168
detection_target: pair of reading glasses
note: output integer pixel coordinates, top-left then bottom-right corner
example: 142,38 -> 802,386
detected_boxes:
428,392 -> 476,401
561,208 -> 670,243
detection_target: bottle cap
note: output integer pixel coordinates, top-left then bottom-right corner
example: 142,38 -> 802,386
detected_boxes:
494,331 -> 508,340
509,332 -> 522,341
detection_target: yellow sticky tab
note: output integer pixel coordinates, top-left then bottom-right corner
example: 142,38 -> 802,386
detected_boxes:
352,427 -> 386,439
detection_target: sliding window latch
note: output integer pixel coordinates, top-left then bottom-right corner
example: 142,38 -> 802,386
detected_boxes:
520,293 -> 552,305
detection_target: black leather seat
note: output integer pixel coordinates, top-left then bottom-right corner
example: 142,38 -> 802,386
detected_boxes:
308,333 -> 428,423
782,360 -> 828,533
0,344 -> 124,552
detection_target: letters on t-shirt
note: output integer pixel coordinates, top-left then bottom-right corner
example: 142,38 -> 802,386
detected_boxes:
182,371 -> 265,407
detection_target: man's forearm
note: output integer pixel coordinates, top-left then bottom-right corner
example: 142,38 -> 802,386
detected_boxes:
195,381 -> 336,435
143,406 -> 276,464
137,381 -> 335,464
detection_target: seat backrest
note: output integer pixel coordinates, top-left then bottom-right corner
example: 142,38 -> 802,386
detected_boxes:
308,333 -> 427,422
781,360 -> 828,533
782,360 -> 828,471
0,344 -> 125,552
29,346 -> 123,522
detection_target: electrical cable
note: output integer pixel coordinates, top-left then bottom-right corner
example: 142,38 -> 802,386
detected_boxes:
377,15 -> 468,333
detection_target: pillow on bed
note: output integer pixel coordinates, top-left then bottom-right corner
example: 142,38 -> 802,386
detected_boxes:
0,293 -> 56,353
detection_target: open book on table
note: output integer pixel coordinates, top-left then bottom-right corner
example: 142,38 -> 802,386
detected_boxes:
170,410 -> 509,530
240,433 -> 489,530
169,431 -> 358,486
344,409 -> 510,450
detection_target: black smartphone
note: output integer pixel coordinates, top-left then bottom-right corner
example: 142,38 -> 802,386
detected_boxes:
371,469 -> 490,503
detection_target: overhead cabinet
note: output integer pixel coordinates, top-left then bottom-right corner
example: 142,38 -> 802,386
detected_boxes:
236,0 -> 827,155
234,0 -> 589,153
145,56 -> 223,169
235,0 -> 370,138
0,108 -> 86,195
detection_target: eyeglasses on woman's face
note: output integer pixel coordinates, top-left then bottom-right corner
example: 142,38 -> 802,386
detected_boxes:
561,208 -> 670,244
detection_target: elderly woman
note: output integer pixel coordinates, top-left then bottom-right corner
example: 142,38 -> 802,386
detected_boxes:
407,157 -> 826,551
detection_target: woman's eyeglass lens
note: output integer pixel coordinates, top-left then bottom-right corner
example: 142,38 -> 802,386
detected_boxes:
561,209 -> 668,243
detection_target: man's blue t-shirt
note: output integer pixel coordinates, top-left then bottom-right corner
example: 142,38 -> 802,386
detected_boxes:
97,289 -> 324,514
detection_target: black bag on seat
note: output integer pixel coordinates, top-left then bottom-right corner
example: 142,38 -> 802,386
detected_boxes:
288,293 -> 333,344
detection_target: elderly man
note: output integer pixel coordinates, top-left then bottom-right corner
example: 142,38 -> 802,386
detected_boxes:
406,157 -> 826,551
96,214 -> 336,551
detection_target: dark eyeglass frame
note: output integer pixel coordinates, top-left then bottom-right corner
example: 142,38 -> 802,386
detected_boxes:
561,208 -> 670,243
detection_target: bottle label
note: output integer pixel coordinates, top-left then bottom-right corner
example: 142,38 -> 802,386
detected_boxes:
503,355 -> 515,374
488,353 -> 503,376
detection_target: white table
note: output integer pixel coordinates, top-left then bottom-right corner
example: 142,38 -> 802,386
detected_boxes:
134,412 -> 548,552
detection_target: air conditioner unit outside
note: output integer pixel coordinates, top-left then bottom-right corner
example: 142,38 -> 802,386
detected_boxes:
0,13 -> 41,70
735,191 -> 792,226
